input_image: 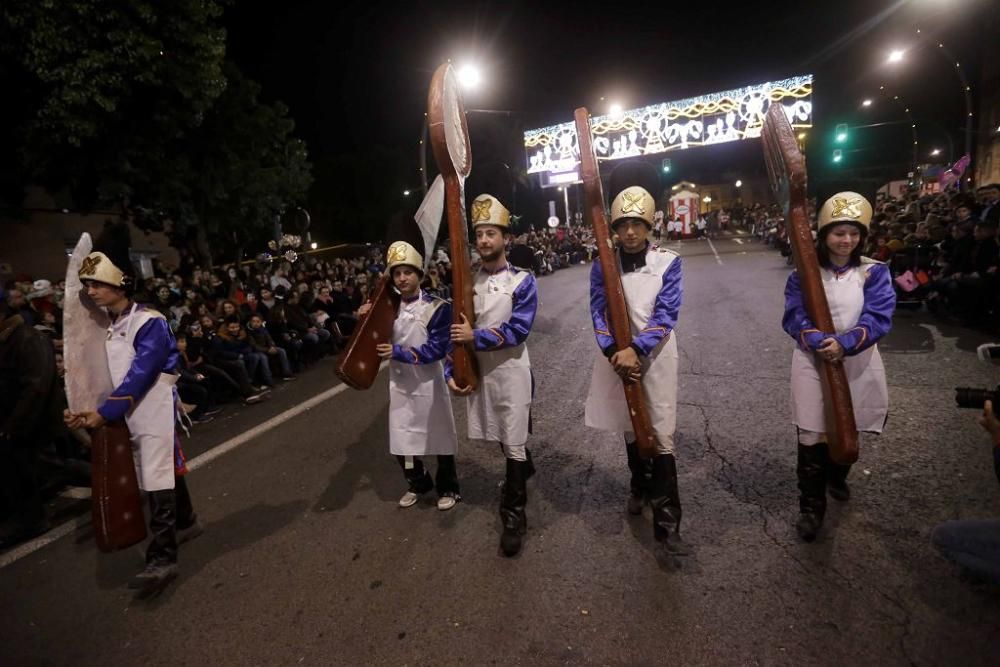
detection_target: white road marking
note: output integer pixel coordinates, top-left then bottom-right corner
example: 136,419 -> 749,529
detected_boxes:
0,363 -> 388,570
707,238 -> 724,265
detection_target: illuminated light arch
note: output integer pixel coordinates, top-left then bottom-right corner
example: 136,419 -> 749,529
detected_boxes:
524,75 -> 813,178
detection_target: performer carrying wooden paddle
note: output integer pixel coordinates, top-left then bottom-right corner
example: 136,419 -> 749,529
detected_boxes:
358,238 -> 460,511
583,161 -> 686,558
447,181 -> 538,558
782,193 -> 895,542
63,223 -> 199,594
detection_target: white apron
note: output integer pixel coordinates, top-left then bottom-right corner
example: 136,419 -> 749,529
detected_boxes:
790,265 -> 889,434
585,249 -> 680,453
467,269 -> 533,446
106,303 -> 177,492
388,295 -> 458,456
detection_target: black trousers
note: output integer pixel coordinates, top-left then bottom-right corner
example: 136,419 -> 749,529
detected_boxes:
395,455 -> 459,496
0,438 -> 46,530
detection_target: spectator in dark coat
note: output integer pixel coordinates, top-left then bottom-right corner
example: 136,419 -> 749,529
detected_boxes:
0,301 -> 58,547
247,314 -> 295,380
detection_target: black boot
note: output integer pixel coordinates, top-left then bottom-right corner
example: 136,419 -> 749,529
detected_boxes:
499,458 -> 529,557
650,454 -> 687,556
826,453 -> 852,502
174,476 -> 204,545
129,489 -> 179,593
524,448 -> 536,481
796,444 -> 827,542
625,440 -> 653,515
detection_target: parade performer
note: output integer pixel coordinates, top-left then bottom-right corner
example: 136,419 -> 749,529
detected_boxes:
448,186 -> 538,557
64,224 -> 199,593
584,162 -> 686,556
358,240 -> 461,511
782,193 -> 895,541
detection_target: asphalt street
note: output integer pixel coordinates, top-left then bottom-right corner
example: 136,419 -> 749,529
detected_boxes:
2,233 -> 999,666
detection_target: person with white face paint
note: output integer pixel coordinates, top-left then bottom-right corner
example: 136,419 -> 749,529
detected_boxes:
782,192 -> 896,542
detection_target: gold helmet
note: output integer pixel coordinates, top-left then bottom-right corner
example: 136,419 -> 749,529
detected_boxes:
78,251 -> 128,288
610,186 -> 655,228
818,192 -> 873,233
386,241 -> 424,274
470,193 -> 511,230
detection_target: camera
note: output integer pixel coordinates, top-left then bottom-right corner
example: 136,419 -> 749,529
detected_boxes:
955,386 -> 1000,410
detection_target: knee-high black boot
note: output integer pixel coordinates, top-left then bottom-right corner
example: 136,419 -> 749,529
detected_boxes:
826,450 -> 852,502
796,443 -> 827,542
499,458 -> 529,557
649,454 -> 686,553
625,440 -> 653,515
129,489 -> 179,591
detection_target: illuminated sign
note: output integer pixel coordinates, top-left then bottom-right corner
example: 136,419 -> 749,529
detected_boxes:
524,75 -> 813,176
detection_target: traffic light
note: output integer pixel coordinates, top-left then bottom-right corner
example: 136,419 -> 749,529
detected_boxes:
832,149 -> 843,163
662,158 -> 672,173
835,123 -> 848,143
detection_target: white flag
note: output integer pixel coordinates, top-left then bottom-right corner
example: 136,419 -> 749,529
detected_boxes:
414,175 -> 445,271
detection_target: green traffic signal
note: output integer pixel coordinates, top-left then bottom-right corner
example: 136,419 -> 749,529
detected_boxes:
662,158 -> 671,173
832,149 -> 843,163
835,123 -> 848,143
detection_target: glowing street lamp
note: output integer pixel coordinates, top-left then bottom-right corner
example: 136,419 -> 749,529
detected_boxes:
310,242 -> 318,250
862,99 -> 873,107
702,196 -> 712,203
735,180 -> 742,188
930,148 -> 941,157
456,63 -> 482,89
888,49 -> 905,64
609,103 -> 623,119
403,190 -> 411,196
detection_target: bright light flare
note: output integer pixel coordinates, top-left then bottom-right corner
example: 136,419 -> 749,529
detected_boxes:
609,103 -> 623,118
456,64 -> 482,89
862,99 -> 873,107
930,148 -> 941,156
735,180 -> 742,187
403,190 -> 411,196
310,242 -> 318,250
888,50 -> 905,64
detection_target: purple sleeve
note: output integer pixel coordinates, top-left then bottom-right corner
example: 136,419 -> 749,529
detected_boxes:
392,301 -> 452,364
834,264 -> 896,356
472,273 -> 537,351
589,261 -> 616,352
782,271 -> 827,352
98,318 -> 175,422
631,257 -> 683,356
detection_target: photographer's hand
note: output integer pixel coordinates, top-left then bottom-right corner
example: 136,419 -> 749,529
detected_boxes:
978,400 -> 1000,447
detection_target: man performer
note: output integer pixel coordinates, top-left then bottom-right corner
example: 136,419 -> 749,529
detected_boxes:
584,163 -> 686,559
448,188 -> 538,557
359,240 -> 461,511
64,224 -> 199,594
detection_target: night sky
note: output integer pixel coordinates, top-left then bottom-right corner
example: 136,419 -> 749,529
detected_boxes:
224,0 -> 991,219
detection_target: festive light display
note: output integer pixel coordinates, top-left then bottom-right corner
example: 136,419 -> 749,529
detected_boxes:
524,75 -> 813,176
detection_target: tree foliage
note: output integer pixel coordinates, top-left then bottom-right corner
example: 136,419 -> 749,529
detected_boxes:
0,1 -> 312,263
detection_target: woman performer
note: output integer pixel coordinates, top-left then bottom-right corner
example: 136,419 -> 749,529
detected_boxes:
782,192 -> 896,541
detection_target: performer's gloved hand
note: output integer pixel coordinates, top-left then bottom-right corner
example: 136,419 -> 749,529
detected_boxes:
801,331 -> 829,351
610,347 -> 641,379
817,337 -> 845,362
450,313 -> 474,344
376,343 -> 393,360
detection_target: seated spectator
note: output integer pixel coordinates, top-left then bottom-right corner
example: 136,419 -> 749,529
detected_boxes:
247,314 -> 295,381
213,315 -> 274,389
187,322 -> 265,404
175,333 -> 223,423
